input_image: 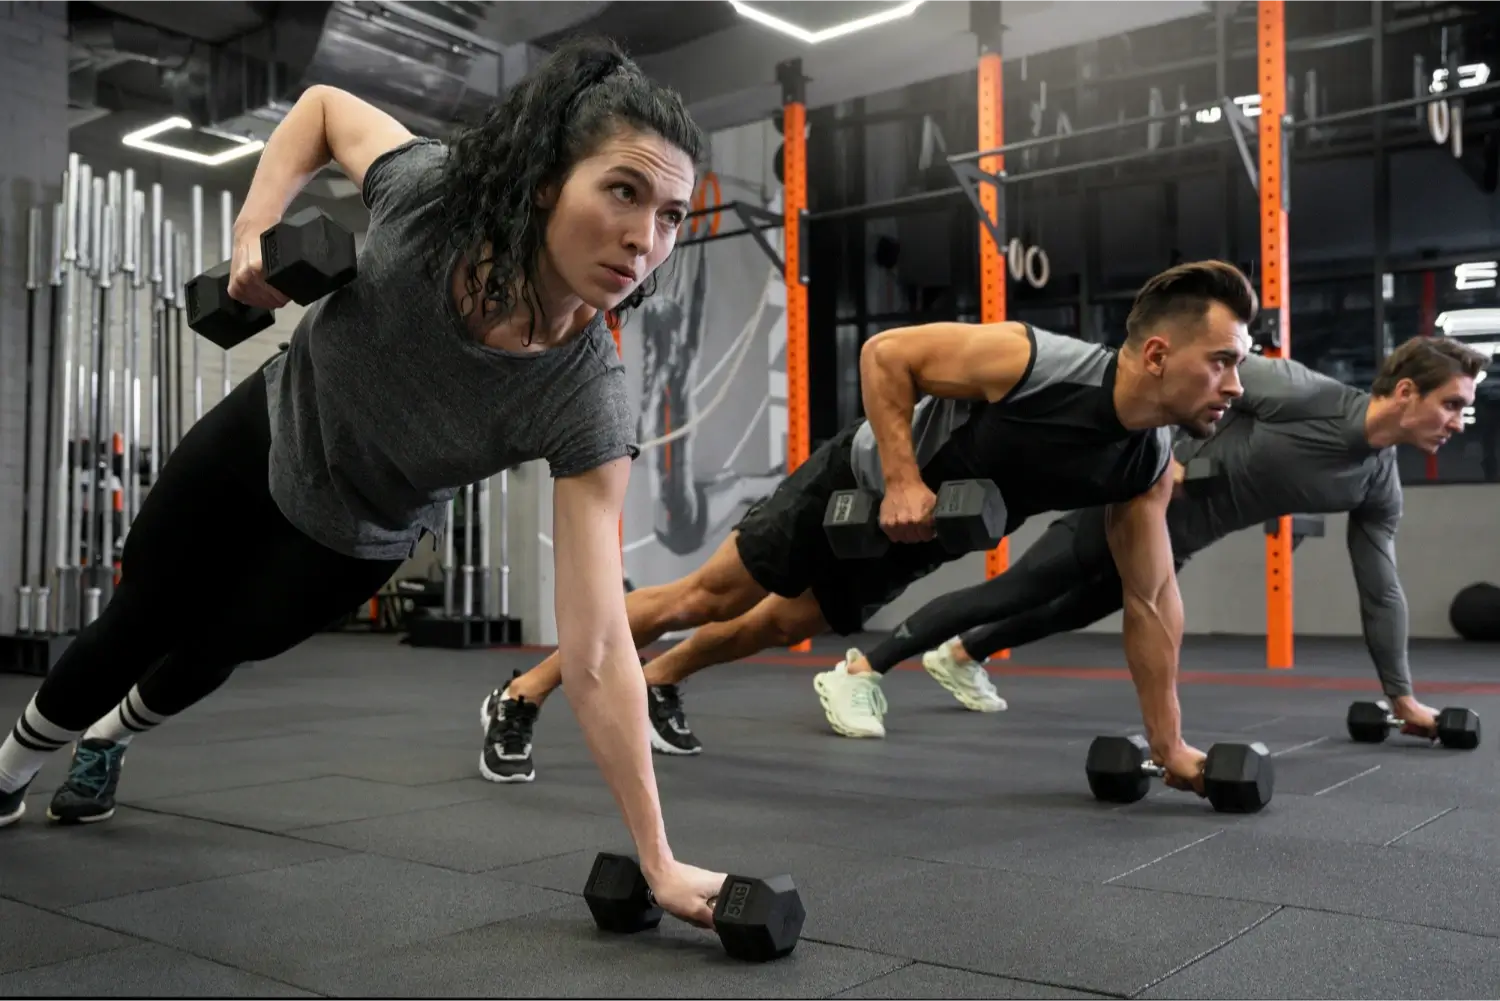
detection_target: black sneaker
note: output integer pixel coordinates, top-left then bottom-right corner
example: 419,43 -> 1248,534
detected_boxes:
647,684 -> 702,755
47,738 -> 126,825
0,779 -> 32,828
479,682 -> 539,784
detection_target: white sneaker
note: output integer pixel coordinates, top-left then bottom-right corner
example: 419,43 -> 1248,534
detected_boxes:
813,648 -> 888,738
922,639 -> 1008,712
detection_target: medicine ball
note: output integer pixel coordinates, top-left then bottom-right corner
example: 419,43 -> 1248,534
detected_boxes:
1449,582 -> 1500,642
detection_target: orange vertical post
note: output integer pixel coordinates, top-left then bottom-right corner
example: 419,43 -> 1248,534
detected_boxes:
1259,1 -> 1294,669
977,23 -> 1010,657
779,59 -> 812,652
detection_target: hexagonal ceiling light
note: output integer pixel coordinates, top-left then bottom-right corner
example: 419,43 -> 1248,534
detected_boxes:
728,1 -> 928,45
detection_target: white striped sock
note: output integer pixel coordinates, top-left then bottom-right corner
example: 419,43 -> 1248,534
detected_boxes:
85,686 -> 168,746
0,695 -> 83,793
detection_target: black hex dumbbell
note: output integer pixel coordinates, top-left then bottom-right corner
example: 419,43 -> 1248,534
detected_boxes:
186,207 -> 357,350
932,479 -> 1007,554
1085,734 -> 1274,814
583,852 -> 806,962
823,478 -> 1007,559
1346,701 -> 1481,750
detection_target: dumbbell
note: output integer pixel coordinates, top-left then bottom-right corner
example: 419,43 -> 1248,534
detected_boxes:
584,852 -> 806,962
1085,734 -> 1274,814
823,479 -> 1007,559
186,207 -> 358,350
1346,701 -> 1481,750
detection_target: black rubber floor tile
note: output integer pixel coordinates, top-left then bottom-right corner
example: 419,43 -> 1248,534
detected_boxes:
1387,806 -> 1500,863
0,808 -> 348,908
64,854 -> 574,981
0,942 -> 317,997
830,962 -> 1111,998
1139,906 -> 1500,999
290,898 -> 904,998
139,774 -> 488,832
289,796 -> 635,873
807,861 -> 1277,996
0,898 -> 135,975
1114,829 -> 1500,937
1228,792 -> 1451,846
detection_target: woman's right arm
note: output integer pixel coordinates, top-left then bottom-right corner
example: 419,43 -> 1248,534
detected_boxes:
231,86 -> 414,307
240,85 -> 414,225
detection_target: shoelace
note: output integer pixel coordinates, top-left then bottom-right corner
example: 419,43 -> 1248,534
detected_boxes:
958,662 -> 1000,696
496,701 -> 538,756
67,745 -> 117,797
850,678 -> 888,717
654,685 -> 684,721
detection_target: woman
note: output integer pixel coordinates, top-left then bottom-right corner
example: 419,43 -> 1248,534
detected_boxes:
0,38 -> 726,927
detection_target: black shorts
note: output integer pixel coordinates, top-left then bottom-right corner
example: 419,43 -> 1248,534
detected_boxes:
732,426 -> 955,635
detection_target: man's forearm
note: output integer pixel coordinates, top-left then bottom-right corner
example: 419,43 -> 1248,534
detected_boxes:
1349,521 -> 1415,700
239,87 -> 334,226
859,336 -> 922,486
562,640 -> 672,875
1121,597 -> 1185,755
1358,592 -> 1414,699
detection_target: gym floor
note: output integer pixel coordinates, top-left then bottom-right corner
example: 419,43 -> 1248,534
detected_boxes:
1,632 -> 1498,999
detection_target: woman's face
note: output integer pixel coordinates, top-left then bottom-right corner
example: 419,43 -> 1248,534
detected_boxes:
542,126 -> 696,311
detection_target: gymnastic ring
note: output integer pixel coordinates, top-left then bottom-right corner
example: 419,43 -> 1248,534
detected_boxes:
1007,238 -> 1025,281
1450,103 -> 1464,159
1428,99 -> 1450,146
1024,244 -> 1051,289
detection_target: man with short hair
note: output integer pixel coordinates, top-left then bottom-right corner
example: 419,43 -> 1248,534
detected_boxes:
482,260 -> 1257,795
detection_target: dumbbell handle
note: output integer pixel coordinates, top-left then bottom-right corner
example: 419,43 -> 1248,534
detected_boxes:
1139,761 -> 1168,779
642,883 -> 724,911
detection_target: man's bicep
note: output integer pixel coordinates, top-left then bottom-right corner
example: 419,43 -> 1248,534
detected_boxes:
863,321 -> 1032,402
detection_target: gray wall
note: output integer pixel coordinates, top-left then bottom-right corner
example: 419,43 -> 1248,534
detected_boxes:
0,1 -> 69,635
868,484 -> 1500,642
527,118 -> 786,643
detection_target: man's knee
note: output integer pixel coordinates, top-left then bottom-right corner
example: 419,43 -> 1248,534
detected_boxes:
762,597 -> 825,648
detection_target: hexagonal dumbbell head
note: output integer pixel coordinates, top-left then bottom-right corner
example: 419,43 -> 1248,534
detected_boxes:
1345,701 -> 1393,743
185,261 -> 275,350
712,873 -> 806,962
260,207 -> 358,306
584,852 -> 662,934
1436,707 -> 1481,750
1203,742 -> 1274,814
1084,734 -> 1153,805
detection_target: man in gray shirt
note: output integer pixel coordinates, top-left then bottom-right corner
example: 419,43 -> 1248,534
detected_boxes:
858,334 -> 1489,747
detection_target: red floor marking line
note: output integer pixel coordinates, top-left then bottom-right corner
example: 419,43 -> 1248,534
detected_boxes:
494,646 -> 1500,695
733,656 -> 1500,695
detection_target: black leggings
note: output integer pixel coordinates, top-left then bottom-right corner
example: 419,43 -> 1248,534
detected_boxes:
958,570 -> 1124,661
866,508 -> 1116,674
34,364 -> 403,732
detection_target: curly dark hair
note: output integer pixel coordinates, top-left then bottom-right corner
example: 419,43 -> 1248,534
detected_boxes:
435,36 -> 705,339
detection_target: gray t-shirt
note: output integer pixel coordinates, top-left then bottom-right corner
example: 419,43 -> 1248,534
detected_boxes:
1172,354 -> 1410,695
262,138 -> 637,560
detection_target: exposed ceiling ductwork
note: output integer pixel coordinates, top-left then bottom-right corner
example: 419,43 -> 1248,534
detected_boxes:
67,1 -> 616,143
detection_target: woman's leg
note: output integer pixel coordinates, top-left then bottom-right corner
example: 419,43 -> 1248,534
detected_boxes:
0,371 -> 277,821
46,488 -> 402,823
